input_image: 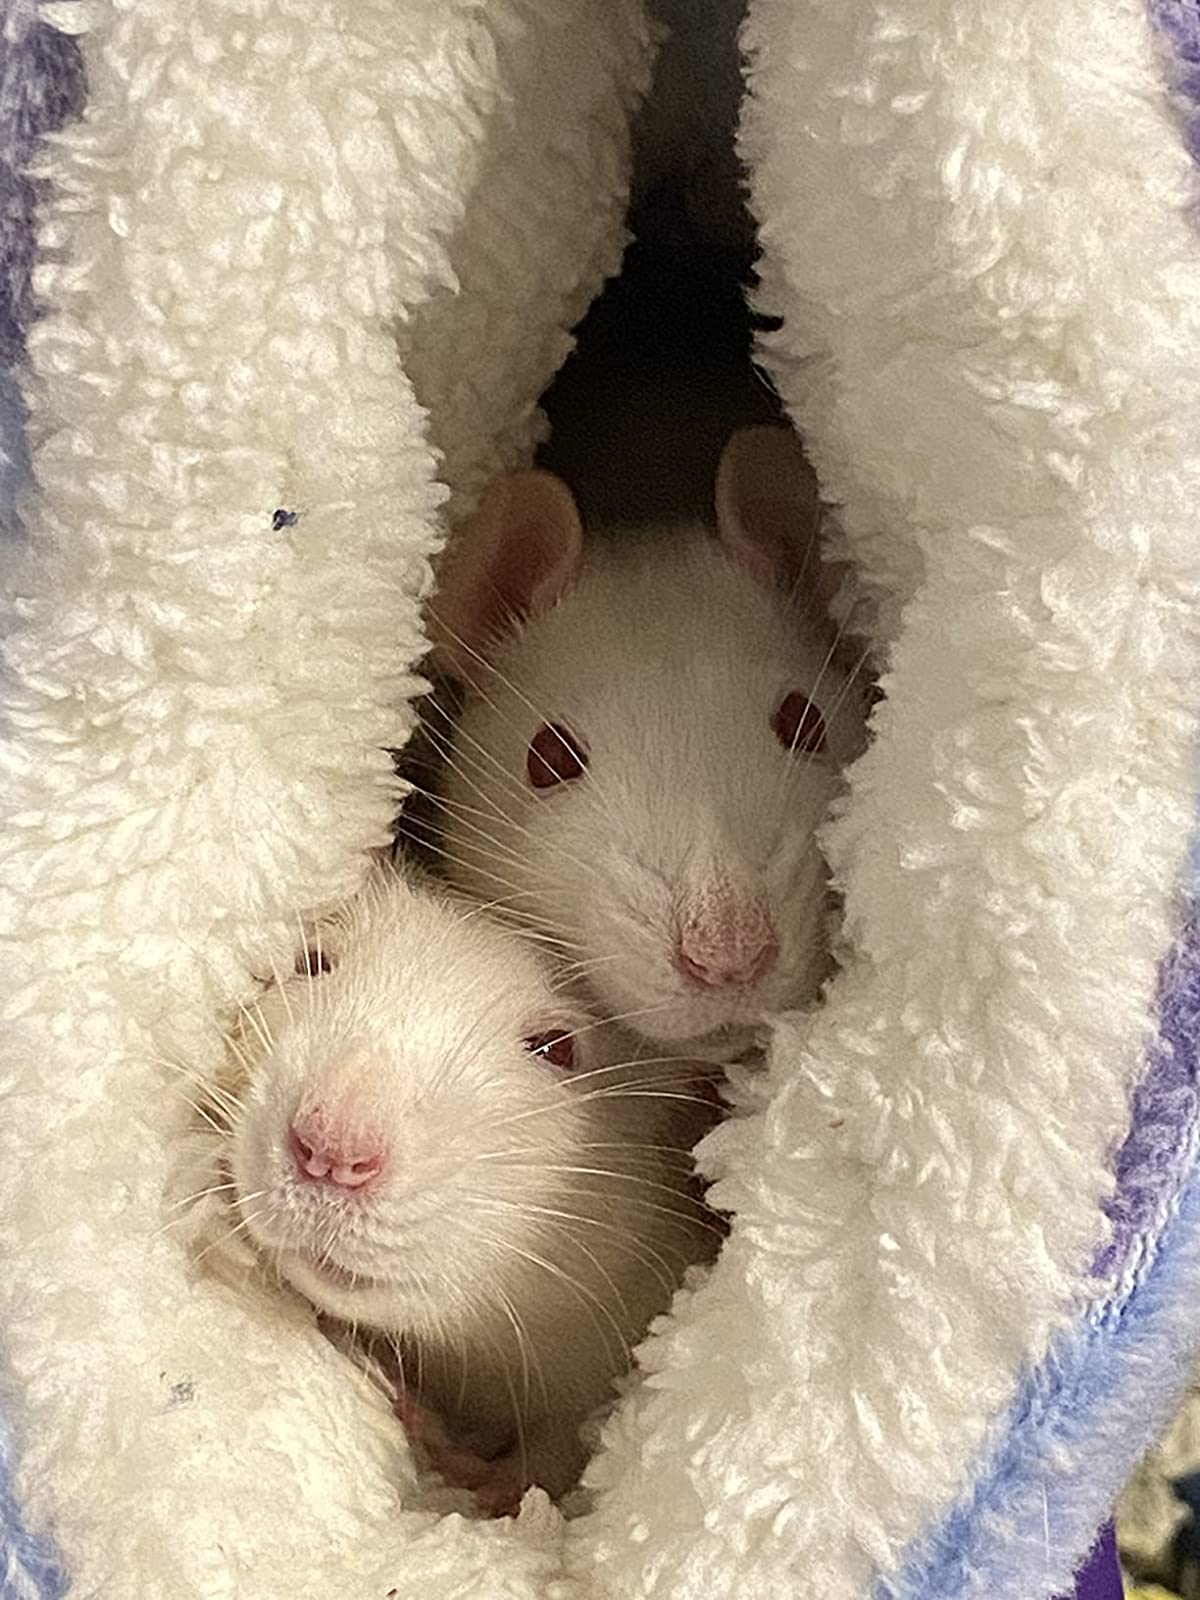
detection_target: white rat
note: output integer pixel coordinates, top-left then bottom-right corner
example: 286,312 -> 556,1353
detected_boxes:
211,865 -> 719,1513
427,425 -> 869,1053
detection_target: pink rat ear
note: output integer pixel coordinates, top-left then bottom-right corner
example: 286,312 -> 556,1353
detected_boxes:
427,469 -> 584,678
714,424 -> 832,609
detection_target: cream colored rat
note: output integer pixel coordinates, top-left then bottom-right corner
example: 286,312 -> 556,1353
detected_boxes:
428,425 -> 869,1055
209,866 -> 719,1512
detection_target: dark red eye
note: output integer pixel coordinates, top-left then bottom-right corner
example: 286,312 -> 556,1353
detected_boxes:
527,722 -> 588,789
773,691 -> 827,754
296,946 -> 332,977
524,1030 -> 576,1071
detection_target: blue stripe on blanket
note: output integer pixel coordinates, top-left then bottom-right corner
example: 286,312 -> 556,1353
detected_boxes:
0,366 -> 63,1593
0,367 -> 30,539
0,1412 -> 67,1600
880,905 -> 1200,1600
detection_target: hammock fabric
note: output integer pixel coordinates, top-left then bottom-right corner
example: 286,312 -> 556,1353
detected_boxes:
2,3 -> 1200,1598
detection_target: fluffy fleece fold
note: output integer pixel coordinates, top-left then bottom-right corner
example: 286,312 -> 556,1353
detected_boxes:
5,0 -> 1200,1597
0,0 -> 83,371
567,2 -> 1200,1597
0,2 -> 649,1594
880,910 -> 1200,1599
0,0 -> 81,543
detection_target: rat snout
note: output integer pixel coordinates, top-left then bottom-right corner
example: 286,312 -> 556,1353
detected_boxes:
673,882 -> 779,991
288,1106 -> 385,1191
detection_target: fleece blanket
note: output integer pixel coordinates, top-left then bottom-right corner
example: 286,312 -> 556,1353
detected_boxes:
3,2 -> 1200,1598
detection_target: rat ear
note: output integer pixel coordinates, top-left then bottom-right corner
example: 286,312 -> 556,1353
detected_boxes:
714,425 -> 827,603
428,470 -> 583,677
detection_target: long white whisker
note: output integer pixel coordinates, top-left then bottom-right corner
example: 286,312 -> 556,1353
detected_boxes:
421,719 -> 613,897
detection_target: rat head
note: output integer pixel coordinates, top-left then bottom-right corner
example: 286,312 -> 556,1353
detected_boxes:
224,869 -> 609,1341
430,426 -> 868,1049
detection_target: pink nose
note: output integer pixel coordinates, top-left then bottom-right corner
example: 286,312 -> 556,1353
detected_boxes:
288,1115 -> 384,1190
674,896 -> 779,990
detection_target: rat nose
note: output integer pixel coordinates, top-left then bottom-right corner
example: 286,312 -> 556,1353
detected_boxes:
674,891 -> 779,990
288,1113 -> 385,1190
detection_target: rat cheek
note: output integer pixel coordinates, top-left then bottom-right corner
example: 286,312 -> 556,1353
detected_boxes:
577,868 -> 655,952
237,1066 -> 305,1179
579,900 -> 682,1022
526,818 -> 594,920
229,1117 -> 278,1216
765,861 -> 819,949
769,877 -> 829,968
763,827 -> 805,882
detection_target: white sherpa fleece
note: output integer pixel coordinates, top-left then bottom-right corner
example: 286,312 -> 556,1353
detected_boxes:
0,1 -> 649,1596
569,2 -> 1200,1598
6,0 -> 1200,1597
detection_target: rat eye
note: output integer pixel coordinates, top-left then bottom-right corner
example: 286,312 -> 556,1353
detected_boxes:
524,1030 -> 576,1071
527,722 -> 588,789
772,691 -> 827,755
296,946 -> 333,977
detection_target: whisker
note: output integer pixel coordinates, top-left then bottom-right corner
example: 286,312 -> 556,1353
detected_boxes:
152,1054 -> 244,1120
421,720 -> 613,896
164,1178 -> 244,1214
476,1197 -> 688,1294
238,1000 -> 276,1060
460,1225 -> 629,1372
421,621 -> 628,877
399,793 -> 554,886
492,1284 -> 533,1421
191,1202 -> 275,1267
471,1202 -> 632,1324
508,1162 -> 723,1212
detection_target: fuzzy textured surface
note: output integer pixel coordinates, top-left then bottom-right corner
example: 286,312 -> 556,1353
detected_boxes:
720,2 -> 1200,1596
0,1 -> 649,1595
0,0 -> 83,369
0,0 -> 81,542
3,1 -> 1200,1599
1115,5 -> 1200,1579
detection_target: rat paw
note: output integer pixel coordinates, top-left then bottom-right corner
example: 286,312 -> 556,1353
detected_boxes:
466,1453 -> 528,1519
396,1398 -> 528,1517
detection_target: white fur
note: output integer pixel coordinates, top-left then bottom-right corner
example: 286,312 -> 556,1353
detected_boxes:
0,0 -> 651,1593
441,528 -> 866,1047
212,865 -> 716,1504
569,2 -> 1200,1596
6,0 -> 1200,1593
